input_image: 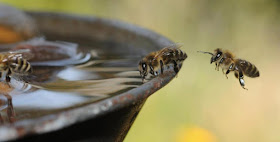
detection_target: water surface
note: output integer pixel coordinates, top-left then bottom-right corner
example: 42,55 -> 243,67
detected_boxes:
0,39 -> 143,124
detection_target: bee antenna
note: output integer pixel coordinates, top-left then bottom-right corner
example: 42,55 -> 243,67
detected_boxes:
197,51 -> 214,56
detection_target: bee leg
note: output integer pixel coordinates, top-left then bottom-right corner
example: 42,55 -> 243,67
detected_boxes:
234,72 -> 238,78
160,60 -> 164,74
225,63 -> 235,79
217,58 -> 224,71
3,75 -> 11,88
141,78 -> 145,83
139,71 -> 144,83
173,60 -> 179,74
238,70 -> 248,90
222,69 -> 228,79
4,94 -> 16,123
5,76 -> 11,83
4,69 -> 12,87
215,63 -> 218,70
225,69 -> 230,79
149,66 -> 155,76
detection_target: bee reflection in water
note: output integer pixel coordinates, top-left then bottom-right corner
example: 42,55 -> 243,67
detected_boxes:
0,49 -> 33,87
0,49 -> 34,124
0,86 -> 16,124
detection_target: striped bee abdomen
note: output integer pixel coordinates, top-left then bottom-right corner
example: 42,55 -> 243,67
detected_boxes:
175,49 -> 187,61
237,59 -> 259,78
9,57 -> 32,74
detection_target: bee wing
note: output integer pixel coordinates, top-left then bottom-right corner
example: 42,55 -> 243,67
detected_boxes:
152,43 -> 184,60
7,49 -> 34,60
168,43 -> 183,49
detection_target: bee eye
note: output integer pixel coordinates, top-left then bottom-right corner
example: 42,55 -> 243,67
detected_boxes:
154,71 -> 158,76
142,63 -> 146,70
216,51 -> 222,59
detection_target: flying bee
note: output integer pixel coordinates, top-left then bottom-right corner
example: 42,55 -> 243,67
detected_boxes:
198,48 -> 260,90
0,49 -> 33,85
138,44 -> 187,82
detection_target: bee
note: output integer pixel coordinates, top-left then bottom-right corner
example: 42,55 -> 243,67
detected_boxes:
0,49 -> 33,85
198,48 -> 260,90
138,44 -> 187,82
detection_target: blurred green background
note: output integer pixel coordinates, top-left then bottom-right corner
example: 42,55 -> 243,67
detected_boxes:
1,0 -> 280,141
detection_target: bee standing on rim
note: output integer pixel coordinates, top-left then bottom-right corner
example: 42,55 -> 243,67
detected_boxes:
138,44 -> 187,82
198,48 -> 260,90
0,49 -> 33,86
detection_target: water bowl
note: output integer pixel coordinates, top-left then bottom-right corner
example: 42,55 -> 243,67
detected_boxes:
0,11 -> 179,142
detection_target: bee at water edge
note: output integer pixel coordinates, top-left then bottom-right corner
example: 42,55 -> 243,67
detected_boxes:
138,44 -> 187,82
0,49 -> 33,86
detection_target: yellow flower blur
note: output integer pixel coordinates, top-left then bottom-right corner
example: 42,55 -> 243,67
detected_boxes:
176,126 -> 216,142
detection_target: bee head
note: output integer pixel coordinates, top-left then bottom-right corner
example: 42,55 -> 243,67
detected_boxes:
211,48 -> 223,64
138,60 -> 148,80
